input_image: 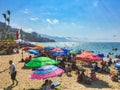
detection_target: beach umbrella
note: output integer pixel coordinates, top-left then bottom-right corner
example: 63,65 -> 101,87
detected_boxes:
96,54 -> 104,58
81,50 -> 93,54
76,54 -> 102,62
27,49 -> 40,55
51,51 -> 68,56
29,65 -> 64,80
22,47 -> 32,51
26,57 -> 59,68
44,46 -> 54,51
34,44 -> 44,50
51,48 -> 63,52
61,47 -> 71,54
61,47 -> 71,51
114,62 -> 120,69
69,49 -> 81,54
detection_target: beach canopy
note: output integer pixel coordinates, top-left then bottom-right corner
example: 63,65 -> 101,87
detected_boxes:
76,54 -> 102,62
69,49 -> 81,54
27,49 -> 40,55
51,48 -> 63,52
114,62 -> 120,69
61,47 -> 72,52
34,44 -> 44,50
29,65 -> 64,80
51,51 -> 68,56
22,47 -> 32,51
44,46 -> 54,51
81,50 -> 93,54
26,57 -> 59,68
96,54 -> 104,58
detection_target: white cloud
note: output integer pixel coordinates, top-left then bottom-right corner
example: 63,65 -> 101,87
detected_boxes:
30,17 -> 39,21
46,18 -> 59,24
23,28 -> 33,33
22,9 -> 29,14
46,19 -> 52,24
11,23 -> 21,28
93,0 -> 99,7
53,19 -> 59,24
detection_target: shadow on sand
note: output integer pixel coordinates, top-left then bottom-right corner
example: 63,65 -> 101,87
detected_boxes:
4,85 -> 17,90
78,78 -> 110,89
26,88 -> 41,90
0,68 -> 9,74
21,64 -> 31,70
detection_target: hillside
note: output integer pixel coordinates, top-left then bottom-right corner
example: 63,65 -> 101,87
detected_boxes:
0,21 -> 55,42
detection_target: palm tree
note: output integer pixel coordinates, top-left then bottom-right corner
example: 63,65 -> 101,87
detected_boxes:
7,10 -> 10,16
6,10 -> 11,40
2,13 -> 7,40
1,10 -> 11,40
6,18 -> 10,25
7,10 -> 10,24
2,13 -> 7,23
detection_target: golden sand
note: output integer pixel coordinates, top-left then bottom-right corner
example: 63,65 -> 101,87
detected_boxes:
0,50 -> 120,90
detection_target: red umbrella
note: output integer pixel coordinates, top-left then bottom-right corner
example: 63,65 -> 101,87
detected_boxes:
76,54 -> 102,62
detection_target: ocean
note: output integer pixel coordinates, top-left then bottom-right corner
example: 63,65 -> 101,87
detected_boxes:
38,42 -> 120,58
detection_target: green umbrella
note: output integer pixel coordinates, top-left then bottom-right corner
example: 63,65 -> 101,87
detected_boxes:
26,57 -> 59,68
70,49 -> 81,54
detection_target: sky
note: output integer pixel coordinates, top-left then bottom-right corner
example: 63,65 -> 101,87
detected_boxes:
0,0 -> 120,42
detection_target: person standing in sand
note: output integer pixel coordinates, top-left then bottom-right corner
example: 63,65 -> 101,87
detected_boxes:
9,60 -> 18,85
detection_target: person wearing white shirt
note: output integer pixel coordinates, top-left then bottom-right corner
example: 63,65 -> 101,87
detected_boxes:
9,60 -> 18,85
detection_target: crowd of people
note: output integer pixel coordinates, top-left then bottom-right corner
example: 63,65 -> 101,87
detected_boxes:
8,46 -> 118,90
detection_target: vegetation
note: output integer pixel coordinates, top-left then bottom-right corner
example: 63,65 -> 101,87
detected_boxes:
1,10 -> 12,41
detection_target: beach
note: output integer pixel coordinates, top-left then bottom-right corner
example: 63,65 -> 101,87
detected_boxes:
0,49 -> 120,90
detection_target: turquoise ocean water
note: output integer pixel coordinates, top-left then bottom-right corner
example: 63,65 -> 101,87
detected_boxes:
38,42 -> 120,58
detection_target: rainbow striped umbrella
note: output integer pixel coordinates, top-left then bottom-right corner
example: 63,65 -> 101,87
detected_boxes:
29,65 -> 64,80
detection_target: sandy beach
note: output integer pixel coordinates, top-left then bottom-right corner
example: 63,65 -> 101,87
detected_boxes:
0,49 -> 120,90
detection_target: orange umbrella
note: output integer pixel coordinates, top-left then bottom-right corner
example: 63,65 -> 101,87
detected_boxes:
82,50 -> 93,54
22,47 -> 32,51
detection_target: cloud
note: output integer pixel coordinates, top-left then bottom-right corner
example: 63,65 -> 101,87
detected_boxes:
11,23 -> 21,28
46,18 -> 59,24
46,19 -> 52,24
23,28 -> 33,33
22,9 -> 29,14
53,19 -> 59,24
30,17 -> 39,21
93,0 -> 99,7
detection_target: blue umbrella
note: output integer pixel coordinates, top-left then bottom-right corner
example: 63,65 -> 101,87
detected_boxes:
61,47 -> 71,54
61,47 -> 71,52
114,62 -> 120,69
51,51 -> 67,56
96,54 -> 104,58
27,49 -> 40,55
44,46 -> 54,51
34,65 -> 58,74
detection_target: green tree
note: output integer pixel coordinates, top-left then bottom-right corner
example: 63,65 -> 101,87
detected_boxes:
1,13 -> 7,40
1,10 -> 11,41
